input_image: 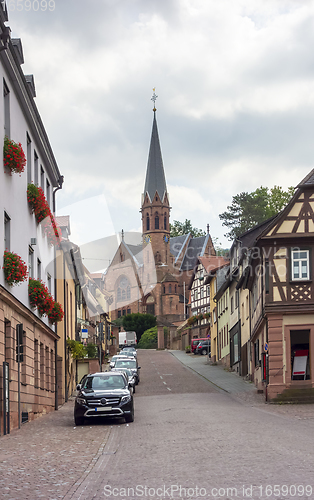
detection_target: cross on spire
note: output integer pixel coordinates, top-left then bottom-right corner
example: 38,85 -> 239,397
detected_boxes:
151,88 -> 158,111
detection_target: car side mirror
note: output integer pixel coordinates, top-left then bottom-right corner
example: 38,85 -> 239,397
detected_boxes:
138,366 -> 141,369
76,384 -> 81,391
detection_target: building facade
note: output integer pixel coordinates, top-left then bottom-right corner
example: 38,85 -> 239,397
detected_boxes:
0,9 -> 63,433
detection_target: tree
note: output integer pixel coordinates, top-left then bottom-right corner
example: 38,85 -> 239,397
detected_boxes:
122,313 -> 156,342
170,219 -> 206,237
219,185 -> 294,241
137,326 -> 158,349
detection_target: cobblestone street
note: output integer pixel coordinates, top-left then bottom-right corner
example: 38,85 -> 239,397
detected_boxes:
1,350 -> 314,500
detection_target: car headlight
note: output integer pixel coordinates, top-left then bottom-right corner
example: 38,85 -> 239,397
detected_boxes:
76,397 -> 86,405
121,394 -> 131,404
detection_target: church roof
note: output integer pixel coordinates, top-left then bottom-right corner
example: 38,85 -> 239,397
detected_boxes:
161,272 -> 178,283
297,168 -> 314,188
143,112 -> 167,202
180,235 -> 210,271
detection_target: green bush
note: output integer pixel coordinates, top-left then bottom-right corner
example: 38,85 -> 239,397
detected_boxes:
86,343 -> 98,359
137,326 -> 158,349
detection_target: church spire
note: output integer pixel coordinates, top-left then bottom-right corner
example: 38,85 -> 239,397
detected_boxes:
143,92 -> 167,203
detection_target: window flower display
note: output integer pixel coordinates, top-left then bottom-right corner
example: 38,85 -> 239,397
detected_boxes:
3,137 -> 26,175
3,251 -> 28,286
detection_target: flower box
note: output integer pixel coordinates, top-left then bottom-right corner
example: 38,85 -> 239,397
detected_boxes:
3,251 -> 28,286
3,137 -> 26,175
27,183 -> 61,246
28,278 -> 64,322
48,301 -> 64,324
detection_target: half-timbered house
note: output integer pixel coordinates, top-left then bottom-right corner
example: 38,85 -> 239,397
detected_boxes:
246,169 -> 314,401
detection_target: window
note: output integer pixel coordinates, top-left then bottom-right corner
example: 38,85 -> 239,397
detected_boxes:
155,214 -> 159,230
28,246 -> 34,278
37,259 -> 41,280
163,286 -> 165,293
127,286 -> 131,300
27,134 -> 32,184
254,339 -> 260,367
4,212 -> 10,251
46,179 -> 50,207
127,308 -> 131,315
175,285 -> 177,293
3,79 -> 10,138
200,288 -> 204,299
122,309 -> 126,316
169,284 -> 172,293
235,290 -> 239,308
231,296 -> 234,314
47,273 -> 52,294
146,214 -> 150,231
34,151 -> 38,185
118,310 -> 121,318
291,249 -> 310,281
40,166 -> 45,190
164,213 -> 167,230
207,286 -> 210,296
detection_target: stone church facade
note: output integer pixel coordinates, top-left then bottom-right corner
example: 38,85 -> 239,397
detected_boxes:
104,108 -> 215,345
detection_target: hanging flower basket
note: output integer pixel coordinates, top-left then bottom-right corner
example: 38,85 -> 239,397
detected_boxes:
28,278 -> 54,317
48,301 -> 64,324
27,183 -> 50,223
187,316 -> 197,326
3,251 -> 28,286
3,137 -> 26,175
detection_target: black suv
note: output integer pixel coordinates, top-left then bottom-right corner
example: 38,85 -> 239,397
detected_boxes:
74,372 -> 134,426
195,340 -> 211,355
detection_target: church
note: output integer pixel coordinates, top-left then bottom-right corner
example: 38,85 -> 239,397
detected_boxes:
104,98 -> 215,345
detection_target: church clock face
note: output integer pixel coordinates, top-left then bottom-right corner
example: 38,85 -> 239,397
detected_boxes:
163,235 -> 169,243
145,235 -> 151,243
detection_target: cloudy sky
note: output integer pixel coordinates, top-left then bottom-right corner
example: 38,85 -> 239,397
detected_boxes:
7,0 -> 314,260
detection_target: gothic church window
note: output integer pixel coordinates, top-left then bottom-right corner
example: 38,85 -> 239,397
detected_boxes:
117,277 -> 129,302
146,214 -> 150,231
164,213 -> 167,230
155,213 -> 159,229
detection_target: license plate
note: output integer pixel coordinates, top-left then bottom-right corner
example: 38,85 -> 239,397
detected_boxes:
95,407 -> 112,412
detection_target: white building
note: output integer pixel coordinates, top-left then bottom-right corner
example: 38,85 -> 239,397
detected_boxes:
0,4 -> 63,433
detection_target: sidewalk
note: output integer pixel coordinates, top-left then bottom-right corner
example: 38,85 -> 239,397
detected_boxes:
170,350 -> 265,404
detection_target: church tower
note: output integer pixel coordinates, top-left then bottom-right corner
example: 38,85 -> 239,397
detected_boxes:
141,95 -> 171,266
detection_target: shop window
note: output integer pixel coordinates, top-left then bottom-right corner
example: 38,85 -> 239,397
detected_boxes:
290,329 -> 310,380
291,249 -> 310,281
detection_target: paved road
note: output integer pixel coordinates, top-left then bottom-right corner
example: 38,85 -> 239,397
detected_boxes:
1,350 -> 314,500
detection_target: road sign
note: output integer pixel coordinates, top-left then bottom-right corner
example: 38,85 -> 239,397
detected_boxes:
264,342 -> 268,352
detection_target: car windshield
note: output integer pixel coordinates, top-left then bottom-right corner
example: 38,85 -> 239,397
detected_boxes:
83,375 -> 125,390
115,360 -> 137,369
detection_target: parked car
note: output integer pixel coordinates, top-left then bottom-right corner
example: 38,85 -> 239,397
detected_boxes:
111,367 -> 136,393
109,354 -> 132,369
121,347 -> 137,358
195,339 -> 211,355
191,338 -> 208,354
113,358 -> 141,384
119,331 -> 137,348
74,372 -> 134,426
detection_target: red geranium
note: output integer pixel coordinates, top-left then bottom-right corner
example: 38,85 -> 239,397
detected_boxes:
48,301 -> 64,324
3,251 -> 28,285
28,278 -> 64,322
3,137 -> 26,175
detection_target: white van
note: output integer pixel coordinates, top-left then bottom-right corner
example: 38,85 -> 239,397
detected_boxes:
119,331 -> 137,348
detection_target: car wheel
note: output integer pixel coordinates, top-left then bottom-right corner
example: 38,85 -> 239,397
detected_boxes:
125,409 -> 134,423
201,348 -> 207,355
74,416 -> 84,426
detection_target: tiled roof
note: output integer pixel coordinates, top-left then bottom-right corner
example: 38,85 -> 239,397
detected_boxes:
199,256 -> 229,275
170,234 -> 188,259
56,215 -> 70,228
297,168 -> 314,187
161,272 -> 178,283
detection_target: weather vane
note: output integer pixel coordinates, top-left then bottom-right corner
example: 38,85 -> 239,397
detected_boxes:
151,88 -> 158,111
